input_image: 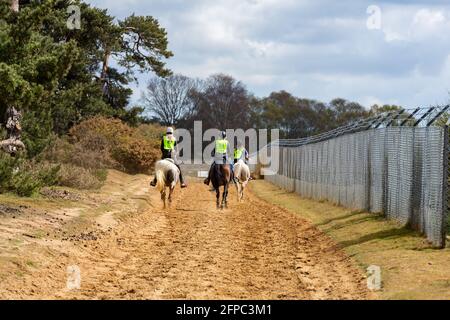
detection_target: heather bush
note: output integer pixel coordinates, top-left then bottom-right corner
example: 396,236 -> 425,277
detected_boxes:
0,117 -> 162,196
68,116 -> 161,174
42,136 -> 118,170
56,164 -> 107,190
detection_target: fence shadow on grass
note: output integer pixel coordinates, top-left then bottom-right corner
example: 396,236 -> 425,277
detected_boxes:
321,213 -> 388,231
316,210 -> 367,227
339,227 -> 415,248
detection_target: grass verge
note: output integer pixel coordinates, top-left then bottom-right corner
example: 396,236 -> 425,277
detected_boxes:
251,179 -> 450,300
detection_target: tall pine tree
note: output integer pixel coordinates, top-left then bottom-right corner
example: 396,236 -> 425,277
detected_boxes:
0,0 -> 173,156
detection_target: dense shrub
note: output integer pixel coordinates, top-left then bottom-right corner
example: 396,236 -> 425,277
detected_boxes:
0,154 -> 60,197
42,136 -> 118,170
0,117 -> 162,197
112,135 -> 160,174
56,164 -> 107,190
68,116 -> 162,174
69,116 -> 134,144
136,123 -> 166,141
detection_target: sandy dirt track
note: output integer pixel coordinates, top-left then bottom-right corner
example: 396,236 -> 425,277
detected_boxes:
0,173 -> 372,299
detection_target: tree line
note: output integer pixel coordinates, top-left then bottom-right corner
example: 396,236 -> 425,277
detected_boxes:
0,0 -> 421,197
1,0 -> 404,156
142,73 -> 404,139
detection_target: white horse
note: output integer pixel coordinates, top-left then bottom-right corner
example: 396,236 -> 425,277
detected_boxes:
233,159 -> 250,202
155,159 -> 180,208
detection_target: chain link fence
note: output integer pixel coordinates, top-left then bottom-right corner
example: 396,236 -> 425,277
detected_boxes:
264,126 -> 449,247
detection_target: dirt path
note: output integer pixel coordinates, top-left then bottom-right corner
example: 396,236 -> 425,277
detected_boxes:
0,174 -> 372,299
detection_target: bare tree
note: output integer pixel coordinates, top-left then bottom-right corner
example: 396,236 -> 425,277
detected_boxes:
190,73 -> 252,130
142,74 -> 199,126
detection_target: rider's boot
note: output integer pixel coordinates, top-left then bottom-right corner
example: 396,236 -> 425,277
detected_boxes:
204,163 -> 214,185
230,162 -> 236,183
180,174 -> 187,188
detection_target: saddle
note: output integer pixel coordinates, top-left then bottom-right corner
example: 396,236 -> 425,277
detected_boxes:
162,158 -> 175,164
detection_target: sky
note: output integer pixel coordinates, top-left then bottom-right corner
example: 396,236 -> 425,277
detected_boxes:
87,0 -> 450,109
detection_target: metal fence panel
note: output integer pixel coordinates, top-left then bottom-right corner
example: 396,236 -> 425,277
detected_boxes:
267,127 -> 448,247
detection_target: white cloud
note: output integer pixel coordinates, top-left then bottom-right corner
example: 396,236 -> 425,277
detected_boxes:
87,0 -> 450,108
380,6 -> 450,42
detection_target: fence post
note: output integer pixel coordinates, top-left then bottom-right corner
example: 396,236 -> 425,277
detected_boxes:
442,125 -> 449,248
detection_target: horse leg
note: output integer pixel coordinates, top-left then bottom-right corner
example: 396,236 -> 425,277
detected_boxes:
235,181 -> 240,202
222,183 -> 228,209
168,186 -> 174,208
161,189 -> 166,209
226,184 -> 230,208
216,187 -> 220,209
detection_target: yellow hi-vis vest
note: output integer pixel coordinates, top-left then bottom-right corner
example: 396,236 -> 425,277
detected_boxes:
163,135 -> 175,150
234,147 -> 244,160
215,139 -> 228,154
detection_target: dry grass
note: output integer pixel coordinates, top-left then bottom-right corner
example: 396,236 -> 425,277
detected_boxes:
56,164 -> 107,190
68,116 -> 161,174
43,136 -> 118,170
39,117 -> 164,190
251,179 -> 450,300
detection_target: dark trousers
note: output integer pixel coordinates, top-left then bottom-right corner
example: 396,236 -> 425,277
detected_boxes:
176,163 -> 185,184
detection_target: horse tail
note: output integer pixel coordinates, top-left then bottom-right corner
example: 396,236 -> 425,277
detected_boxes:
234,162 -> 241,182
209,163 -> 221,188
214,163 -> 223,180
156,169 -> 166,192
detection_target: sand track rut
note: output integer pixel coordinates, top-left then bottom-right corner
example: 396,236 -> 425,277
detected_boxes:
0,177 -> 372,299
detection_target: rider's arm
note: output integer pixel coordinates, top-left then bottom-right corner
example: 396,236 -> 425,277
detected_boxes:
160,138 -> 164,153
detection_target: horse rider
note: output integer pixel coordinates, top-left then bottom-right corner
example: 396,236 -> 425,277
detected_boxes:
203,130 -> 234,186
233,141 -> 253,181
150,127 -> 187,188
234,141 -> 249,164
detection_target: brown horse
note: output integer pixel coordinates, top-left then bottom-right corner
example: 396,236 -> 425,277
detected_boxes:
210,163 -> 232,209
